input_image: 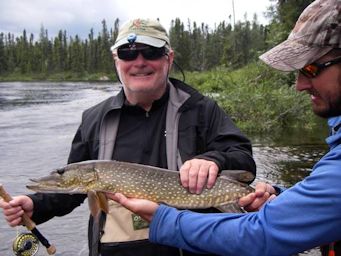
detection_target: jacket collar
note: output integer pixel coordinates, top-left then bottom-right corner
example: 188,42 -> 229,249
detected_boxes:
326,115 -> 341,149
109,88 -> 125,109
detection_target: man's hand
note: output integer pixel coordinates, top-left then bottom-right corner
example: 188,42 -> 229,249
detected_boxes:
180,159 -> 219,194
238,182 -> 277,212
0,195 -> 34,227
107,193 -> 159,222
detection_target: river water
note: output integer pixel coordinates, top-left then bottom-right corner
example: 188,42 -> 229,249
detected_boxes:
0,82 -> 327,256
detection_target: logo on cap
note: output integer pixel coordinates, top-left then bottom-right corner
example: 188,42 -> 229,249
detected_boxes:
132,19 -> 142,28
127,33 -> 137,44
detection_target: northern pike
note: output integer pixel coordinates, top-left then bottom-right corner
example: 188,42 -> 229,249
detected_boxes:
26,160 -> 255,214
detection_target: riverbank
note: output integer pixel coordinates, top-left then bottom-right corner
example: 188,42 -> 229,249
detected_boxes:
0,61 -> 323,133
0,71 -> 117,82
185,62 -> 323,133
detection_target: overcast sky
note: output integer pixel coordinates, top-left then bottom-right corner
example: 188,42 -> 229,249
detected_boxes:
0,0 -> 273,39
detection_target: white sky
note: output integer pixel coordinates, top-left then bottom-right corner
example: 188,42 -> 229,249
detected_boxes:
0,0 -> 273,39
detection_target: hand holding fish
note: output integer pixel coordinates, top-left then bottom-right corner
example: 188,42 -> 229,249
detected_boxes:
110,182 -> 276,222
180,159 -> 219,194
0,195 -> 34,227
238,182 -> 277,211
108,192 -> 158,222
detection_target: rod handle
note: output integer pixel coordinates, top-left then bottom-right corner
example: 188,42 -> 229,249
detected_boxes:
0,184 -> 56,255
0,184 -> 36,230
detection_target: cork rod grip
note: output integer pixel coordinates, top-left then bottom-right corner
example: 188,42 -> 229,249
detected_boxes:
0,185 -> 36,230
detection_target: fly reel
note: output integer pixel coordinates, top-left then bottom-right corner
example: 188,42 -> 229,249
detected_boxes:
12,232 -> 39,256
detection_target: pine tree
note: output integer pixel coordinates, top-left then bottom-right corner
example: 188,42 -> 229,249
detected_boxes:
0,33 -> 7,73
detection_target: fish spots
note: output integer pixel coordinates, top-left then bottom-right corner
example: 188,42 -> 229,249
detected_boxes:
28,160 -> 254,210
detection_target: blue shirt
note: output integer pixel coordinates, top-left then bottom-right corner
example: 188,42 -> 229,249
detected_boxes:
149,116 -> 341,256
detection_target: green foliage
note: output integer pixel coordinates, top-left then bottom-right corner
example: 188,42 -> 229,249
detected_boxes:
0,19 -> 119,77
265,0 -> 314,47
167,16 -> 268,71
186,62 -> 316,133
0,14 -> 270,77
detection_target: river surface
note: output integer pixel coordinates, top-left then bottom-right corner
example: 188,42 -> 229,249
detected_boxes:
0,82 -> 328,256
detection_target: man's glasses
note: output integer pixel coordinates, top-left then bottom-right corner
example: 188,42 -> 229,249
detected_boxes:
117,45 -> 167,61
299,57 -> 341,78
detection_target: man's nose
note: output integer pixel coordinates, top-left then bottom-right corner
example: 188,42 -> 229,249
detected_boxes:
135,52 -> 147,62
295,72 -> 312,92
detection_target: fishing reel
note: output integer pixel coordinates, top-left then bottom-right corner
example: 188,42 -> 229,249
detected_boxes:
12,232 -> 39,256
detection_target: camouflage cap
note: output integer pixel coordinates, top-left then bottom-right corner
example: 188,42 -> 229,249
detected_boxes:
111,18 -> 170,51
259,0 -> 341,71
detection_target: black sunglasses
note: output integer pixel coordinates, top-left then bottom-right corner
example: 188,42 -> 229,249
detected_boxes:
299,57 -> 341,78
117,45 -> 167,61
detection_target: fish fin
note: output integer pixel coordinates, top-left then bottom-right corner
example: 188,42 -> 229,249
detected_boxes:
216,202 -> 246,213
220,170 -> 255,184
97,192 -> 109,214
87,190 -> 101,217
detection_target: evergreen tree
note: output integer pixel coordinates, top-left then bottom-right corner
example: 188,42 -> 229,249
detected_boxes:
6,33 -> 16,73
99,19 -> 112,73
69,35 -> 84,73
169,18 -> 191,70
265,0 -> 314,47
0,33 -> 7,73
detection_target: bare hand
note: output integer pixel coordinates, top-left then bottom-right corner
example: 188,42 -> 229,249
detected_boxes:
238,182 -> 277,212
0,195 -> 34,227
180,159 -> 219,194
107,193 -> 159,222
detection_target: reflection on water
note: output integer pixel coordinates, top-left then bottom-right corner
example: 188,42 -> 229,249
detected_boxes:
0,82 -> 327,255
252,128 -> 328,188
254,143 -> 327,186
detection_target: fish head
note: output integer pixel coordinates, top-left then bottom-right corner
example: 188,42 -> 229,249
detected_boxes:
26,162 -> 99,193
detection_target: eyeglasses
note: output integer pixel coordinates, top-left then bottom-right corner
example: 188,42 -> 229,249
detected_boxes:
117,45 -> 167,61
299,57 -> 341,78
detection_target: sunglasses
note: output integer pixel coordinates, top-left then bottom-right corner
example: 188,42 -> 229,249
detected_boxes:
299,57 -> 341,78
117,45 -> 167,61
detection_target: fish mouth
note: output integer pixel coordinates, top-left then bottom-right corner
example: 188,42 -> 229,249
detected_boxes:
26,171 -> 62,189
26,179 -> 64,193
26,176 -> 75,193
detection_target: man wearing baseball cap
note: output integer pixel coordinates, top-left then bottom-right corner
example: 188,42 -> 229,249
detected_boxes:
0,18 -> 257,256
111,1 -> 341,255
111,19 -> 171,50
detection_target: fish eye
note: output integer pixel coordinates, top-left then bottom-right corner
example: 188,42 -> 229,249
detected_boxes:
56,168 -> 65,175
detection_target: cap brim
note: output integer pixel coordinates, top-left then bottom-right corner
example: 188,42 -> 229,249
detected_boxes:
259,39 -> 333,71
111,35 -> 166,51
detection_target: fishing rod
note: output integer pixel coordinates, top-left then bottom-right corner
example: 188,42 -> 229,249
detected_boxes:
0,184 -> 56,255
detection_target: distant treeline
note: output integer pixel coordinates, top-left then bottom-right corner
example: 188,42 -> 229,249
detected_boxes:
0,0 -> 314,77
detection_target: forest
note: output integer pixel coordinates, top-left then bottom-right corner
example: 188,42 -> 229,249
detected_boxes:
0,0 -> 314,79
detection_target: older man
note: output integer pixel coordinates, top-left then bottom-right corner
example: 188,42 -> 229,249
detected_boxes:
0,19 -> 256,256
111,0 -> 341,255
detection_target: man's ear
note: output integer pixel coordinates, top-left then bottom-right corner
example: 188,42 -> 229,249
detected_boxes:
112,52 -> 118,60
112,59 -> 122,84
167,50 -> 174,63
167,50 -> 175,72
